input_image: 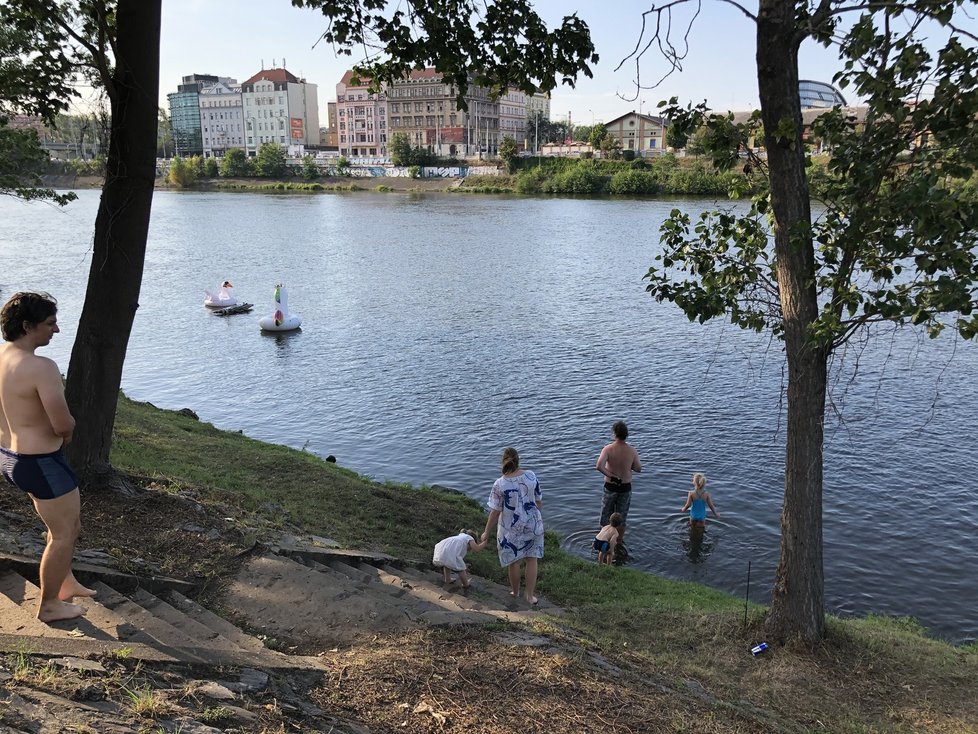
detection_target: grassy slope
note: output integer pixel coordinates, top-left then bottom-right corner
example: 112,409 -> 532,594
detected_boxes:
110,395 -> 978,732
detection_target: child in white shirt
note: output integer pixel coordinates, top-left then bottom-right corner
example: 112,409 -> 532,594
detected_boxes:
432,529 -> 487,587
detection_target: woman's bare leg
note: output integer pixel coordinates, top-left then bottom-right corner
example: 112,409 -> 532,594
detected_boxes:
507,562 -> 520,596
524,558 -> 538,605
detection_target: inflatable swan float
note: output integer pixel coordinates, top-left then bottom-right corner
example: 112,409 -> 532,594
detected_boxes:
259,284 -> 301,331
204,281 -> 237,308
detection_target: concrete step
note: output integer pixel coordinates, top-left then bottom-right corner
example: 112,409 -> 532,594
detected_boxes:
221,553 -> 421,646
305,559 -> 449,618
378,564 -> 529,619
164,588 -> 273,655
127,587 -> 244,653
89,581 -> 221,661
0,571 -> 154,645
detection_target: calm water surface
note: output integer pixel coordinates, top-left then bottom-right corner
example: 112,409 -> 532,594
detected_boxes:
1,189 -> 975,643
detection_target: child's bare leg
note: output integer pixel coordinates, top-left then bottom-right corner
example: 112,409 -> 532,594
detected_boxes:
441,567 -> 452,584
459,569 -> 471,588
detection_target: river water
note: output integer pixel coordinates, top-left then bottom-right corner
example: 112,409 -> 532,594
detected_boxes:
1,189 -> 975,644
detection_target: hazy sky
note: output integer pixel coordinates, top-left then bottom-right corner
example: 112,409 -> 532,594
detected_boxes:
154,1 -> 960,125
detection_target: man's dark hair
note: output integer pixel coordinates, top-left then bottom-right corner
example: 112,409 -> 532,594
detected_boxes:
612,420 -> 628,440
1,292 -> 58,342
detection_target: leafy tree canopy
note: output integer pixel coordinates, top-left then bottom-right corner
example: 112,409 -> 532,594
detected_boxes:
292,0 -> 597,108
498,134 -> 518,172
254,143 -> 288,177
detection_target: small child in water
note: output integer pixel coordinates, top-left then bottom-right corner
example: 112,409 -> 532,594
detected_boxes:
432,528 -> 487,587
682,473 -> 720,528
593,512 -> 623,565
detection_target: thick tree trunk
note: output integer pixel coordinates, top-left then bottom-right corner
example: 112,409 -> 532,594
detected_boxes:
64,0 -> 161,483
756,1 -> 828,646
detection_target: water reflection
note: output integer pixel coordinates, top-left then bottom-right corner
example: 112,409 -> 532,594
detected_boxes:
262,328 -> 303,354
683,524 -> 714,564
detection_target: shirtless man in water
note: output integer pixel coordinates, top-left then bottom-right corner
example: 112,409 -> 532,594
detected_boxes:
0,292 -> 95,622
595,420 -> 642,543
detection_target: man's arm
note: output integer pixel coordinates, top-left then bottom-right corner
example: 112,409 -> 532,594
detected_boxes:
631,448 -> 642,473
36,359 -> 75,442
595,446 -> 617,481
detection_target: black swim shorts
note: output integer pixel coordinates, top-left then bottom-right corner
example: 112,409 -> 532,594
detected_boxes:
0,447 -> 78,500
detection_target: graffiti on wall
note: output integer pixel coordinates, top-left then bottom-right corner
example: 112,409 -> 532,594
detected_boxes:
312,165 -> 503,178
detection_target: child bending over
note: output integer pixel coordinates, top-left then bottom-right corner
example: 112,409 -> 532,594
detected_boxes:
593,512 -> 623,565
432,528 -> 487,588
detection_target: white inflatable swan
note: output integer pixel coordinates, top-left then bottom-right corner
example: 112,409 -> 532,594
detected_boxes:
204,280 -> 237,308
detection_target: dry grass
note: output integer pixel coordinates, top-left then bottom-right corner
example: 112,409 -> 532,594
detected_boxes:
312,627 -> 770,734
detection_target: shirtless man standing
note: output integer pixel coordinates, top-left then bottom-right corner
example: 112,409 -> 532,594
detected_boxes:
0,292 -> 94,622
595,420 -> 642,544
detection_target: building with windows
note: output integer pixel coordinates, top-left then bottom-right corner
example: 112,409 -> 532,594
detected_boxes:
198,79 -> 243,158
241,67 -> 319,156
799,79 -> 847,109
603,111 -> 668,156
526,93 -> 551,121
335,72 -> 387,157
334,68 -> 529,158
498,89 -> 528,148
167,73 -> 221,156
323,101 -> 338,147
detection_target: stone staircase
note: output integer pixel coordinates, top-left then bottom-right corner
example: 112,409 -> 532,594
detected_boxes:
219,544 -> 553,649
0,544 -> 552,664
0,558 -> 322,671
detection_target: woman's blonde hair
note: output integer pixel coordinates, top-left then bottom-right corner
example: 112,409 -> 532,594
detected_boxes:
692,473 -> 707,490
501,447 -> 520,474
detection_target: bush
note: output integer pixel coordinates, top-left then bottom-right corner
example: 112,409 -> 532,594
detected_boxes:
622,149 -> 636,161
515,168 -> 548,194
609,169 -> 661,195
202,157 -> 219,178
219,148 -> 252,177
167,156 -> 196,187
545,162 -> 607,194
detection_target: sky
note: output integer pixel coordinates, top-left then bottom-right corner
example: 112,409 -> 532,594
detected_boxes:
152,0 -> 959,127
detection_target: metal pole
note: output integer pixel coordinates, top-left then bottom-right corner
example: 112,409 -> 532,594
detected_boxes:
743,561 -> 751,632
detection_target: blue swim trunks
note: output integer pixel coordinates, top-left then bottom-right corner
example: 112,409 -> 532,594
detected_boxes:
1,447 -> 78,500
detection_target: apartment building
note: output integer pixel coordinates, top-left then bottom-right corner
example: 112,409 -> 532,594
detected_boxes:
335,72 -> 387,157
241,67 -> 320,156
498,89 -> 528,147
198,79 -> 243,158
526,93 -> 551,121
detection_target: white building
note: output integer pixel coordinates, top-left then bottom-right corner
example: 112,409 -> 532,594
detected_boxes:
498,89 -> 527,147
241,67 -> 320,156
198,78 -> 243,158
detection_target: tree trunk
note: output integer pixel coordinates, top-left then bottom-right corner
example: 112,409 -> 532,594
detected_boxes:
64,0 -> 161,484
755,1 -> 828,646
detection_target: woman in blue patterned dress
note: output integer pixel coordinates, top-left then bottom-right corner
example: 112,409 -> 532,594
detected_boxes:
481,447 -> 544,605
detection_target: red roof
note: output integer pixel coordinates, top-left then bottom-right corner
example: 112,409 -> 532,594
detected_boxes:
242,68 -> 300,86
